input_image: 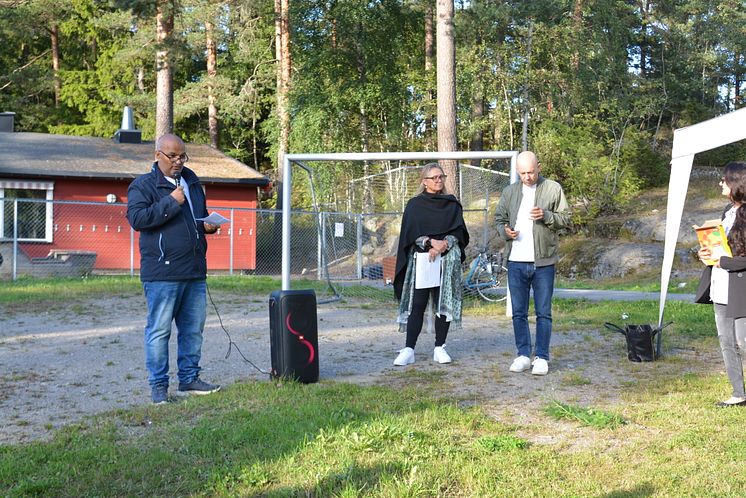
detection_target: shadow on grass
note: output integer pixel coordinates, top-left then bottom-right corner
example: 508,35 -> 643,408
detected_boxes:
601,482 -> 656,497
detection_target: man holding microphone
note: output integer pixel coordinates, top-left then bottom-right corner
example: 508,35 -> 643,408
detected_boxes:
127,134 -> 221,404
495,150 -> 571,376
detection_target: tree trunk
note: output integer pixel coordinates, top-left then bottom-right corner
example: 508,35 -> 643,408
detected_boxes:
424,3 -> 434,146
521,23 -> 533,152
735,52 -> 742,109
639,0 -> 648,76
206,19 -> 219,148
470,97 -> 484,165
275,0 -> 291,207
155,0 -> 174,138
436,0 -> 457,196
50,24 -> 60,108
571,0 -> 583,71
137,67 -> 145,93
470,31 -> 484,167
356,30 -> 372,212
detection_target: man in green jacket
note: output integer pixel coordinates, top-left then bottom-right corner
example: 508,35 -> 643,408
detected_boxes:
495,151 -> 571,375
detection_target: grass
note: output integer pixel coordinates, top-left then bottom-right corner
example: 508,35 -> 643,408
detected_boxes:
561,372 -> 592,386
0,274 -> 398,306
0,276 -> 738,496
2,376 -> 746,497
555,271 -> 701,293
543,401 -> 627,429
0,275 -> 143,304
551,298 -> 714,341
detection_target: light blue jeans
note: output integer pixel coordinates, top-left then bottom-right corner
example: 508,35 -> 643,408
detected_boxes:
714,304 -> 746,399
507,262 -> 555,360
143,280 -> 207,388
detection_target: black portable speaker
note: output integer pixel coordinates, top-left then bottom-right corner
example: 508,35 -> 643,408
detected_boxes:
269,289 -> 319,383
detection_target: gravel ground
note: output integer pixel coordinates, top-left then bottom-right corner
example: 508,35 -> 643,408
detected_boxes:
0,291 -> 719,446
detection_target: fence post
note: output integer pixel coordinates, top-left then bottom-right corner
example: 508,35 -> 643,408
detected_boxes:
483,180 -> 489,250
130,226 -> 135,277
458,164 -> 463,200
12,198 -> 18,281
318,211 -> 326,279
356,214 -> 363,280
229,208 -> 234,275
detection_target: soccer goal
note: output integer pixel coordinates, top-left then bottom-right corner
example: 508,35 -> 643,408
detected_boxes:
280,151 -> 518,302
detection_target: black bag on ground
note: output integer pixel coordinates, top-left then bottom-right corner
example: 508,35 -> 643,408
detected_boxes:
604,322 -> 672,362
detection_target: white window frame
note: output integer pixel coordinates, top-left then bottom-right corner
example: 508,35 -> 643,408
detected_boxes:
0,179 -> 55,243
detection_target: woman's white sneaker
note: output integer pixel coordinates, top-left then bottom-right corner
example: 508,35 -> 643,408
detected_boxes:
433,345 -> 452,364
394,347 -> 415,366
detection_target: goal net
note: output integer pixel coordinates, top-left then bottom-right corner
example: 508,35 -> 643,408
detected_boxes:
279,152 -> 516,303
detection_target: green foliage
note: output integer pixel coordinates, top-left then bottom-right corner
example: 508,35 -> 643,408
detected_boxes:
477,434 -> 529,452
2,0 -> 745,222
543,401 -> 627,430
532,118 -> 641,224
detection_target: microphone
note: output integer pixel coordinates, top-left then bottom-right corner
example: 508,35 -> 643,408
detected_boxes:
174,171 -> 181,188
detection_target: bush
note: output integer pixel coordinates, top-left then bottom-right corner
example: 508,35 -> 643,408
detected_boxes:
532,118 -> 666,226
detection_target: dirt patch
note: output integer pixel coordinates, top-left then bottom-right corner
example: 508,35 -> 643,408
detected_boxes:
0,291 -> 720,445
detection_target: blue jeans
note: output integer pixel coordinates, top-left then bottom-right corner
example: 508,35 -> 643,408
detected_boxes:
507,262 -> 555,360
143,280 -> 207,388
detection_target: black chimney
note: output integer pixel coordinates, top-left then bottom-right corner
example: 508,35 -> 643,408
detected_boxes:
114,106 -> 142,143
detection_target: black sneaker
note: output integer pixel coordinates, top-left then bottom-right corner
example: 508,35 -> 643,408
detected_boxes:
151,384 -> 169,405
177,378 -> 221,396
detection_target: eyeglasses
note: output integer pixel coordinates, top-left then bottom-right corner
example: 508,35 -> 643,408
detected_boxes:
158,151 -> 189,163
425,174 -> 447,181
720,177 -> 726,185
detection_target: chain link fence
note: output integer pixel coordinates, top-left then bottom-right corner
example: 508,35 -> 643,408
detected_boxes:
1,161 -> 511,302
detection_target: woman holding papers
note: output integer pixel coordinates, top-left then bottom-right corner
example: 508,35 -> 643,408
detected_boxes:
697,161 -> 746,407
393,164 -> 469,366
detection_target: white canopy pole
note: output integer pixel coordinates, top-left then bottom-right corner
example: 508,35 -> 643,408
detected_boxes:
659,107 -> 746,327
658,155 -> 693,326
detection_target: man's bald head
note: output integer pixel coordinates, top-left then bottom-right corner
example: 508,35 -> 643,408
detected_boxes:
155,133 -> 185,152
516,150 -> 541,187
155,134 -> 188,179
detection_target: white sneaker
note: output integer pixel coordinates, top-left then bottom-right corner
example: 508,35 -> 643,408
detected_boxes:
433,345 -> 452,364
394,347 -> 415,366
531,358 -> 549,376
509,355 -> 531,373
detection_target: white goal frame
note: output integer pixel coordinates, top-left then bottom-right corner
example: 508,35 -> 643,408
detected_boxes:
281,151 -> 519,290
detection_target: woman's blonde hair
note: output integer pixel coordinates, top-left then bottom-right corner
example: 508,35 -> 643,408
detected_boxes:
416,163 -> 450,195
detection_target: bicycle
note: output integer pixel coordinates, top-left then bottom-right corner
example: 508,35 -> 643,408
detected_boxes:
463,249 -> 508,302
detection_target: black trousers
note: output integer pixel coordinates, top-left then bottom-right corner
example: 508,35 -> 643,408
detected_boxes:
406,286 -> 450,349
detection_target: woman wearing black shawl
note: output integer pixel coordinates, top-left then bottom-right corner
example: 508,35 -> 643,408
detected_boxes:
393,164 -> 469,366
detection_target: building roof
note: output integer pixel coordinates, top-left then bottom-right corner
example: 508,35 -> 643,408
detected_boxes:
0,132 -> 269,186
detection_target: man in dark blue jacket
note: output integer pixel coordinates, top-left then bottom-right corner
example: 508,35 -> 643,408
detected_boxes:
127,134 -> 221,404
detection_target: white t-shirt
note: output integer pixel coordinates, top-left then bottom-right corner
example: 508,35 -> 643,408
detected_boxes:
508,184 -> 537,262
710,206 -> 736,305
165,175 -> 195,217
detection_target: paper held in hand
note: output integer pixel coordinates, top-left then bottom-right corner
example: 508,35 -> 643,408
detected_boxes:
693,219 -> 732,266
196,212 -> 230,226
415,252 -> 442,289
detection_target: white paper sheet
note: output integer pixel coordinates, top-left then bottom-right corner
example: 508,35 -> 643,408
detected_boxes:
195,212 -> 230,226
415,252 -> 441,289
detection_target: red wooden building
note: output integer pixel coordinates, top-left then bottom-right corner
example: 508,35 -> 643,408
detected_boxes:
0,131 -> 269,275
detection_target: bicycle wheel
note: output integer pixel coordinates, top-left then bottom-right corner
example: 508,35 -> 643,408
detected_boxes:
475,265 -> 507,302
